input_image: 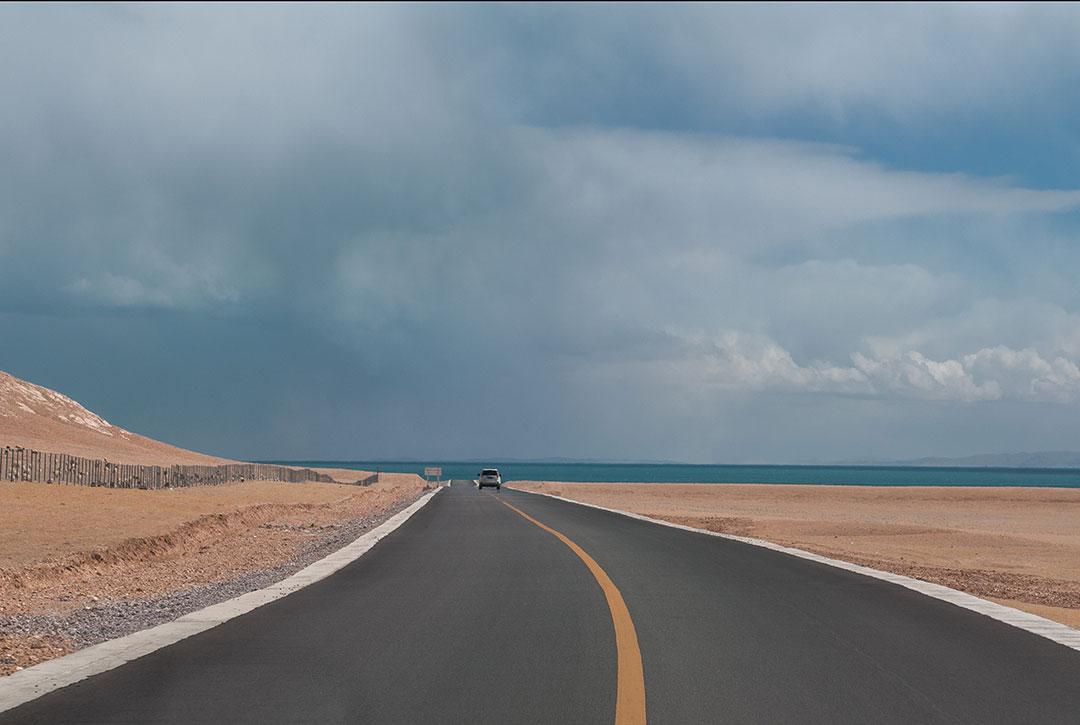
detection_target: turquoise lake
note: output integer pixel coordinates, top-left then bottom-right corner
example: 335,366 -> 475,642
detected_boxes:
266,461 -> 1080,488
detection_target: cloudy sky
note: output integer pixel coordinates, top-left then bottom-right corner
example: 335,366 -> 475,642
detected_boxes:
3,3 -> 1080,463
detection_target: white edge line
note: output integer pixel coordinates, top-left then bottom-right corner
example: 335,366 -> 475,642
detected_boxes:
512,487 -> 1080,653
0,487 -> 442,714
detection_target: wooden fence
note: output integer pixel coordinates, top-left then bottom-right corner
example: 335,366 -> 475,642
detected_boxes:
0,446 -> 372,489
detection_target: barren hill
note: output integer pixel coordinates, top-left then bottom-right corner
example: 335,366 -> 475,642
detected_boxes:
0,370 -> 229,466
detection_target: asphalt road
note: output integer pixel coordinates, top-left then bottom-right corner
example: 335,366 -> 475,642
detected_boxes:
4,482 -> 1080,724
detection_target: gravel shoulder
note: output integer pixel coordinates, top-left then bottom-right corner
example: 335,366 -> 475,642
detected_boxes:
0,478 -> 427,675
511,481 -> 1080,630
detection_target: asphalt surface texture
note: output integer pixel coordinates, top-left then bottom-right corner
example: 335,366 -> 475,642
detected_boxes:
3,481 -> 1080,724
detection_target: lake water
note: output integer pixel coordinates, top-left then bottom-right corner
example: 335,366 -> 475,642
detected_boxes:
266,461 -> 1080,488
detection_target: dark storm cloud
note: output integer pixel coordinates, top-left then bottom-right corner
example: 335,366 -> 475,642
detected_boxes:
4,4 -> 1080,462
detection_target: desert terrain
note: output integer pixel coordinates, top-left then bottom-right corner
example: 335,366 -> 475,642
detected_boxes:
0,478 -> 426,675
0,370 -> 229,466
5,363 -> 1077,678
512,482 -> 1080,630
0,370 -> 427,674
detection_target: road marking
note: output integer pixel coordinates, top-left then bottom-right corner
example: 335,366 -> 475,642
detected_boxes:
497,497 -> 647,725
515,487 -> 1080,653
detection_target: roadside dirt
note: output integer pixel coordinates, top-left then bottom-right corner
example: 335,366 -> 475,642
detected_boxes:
0,478 -> 427,674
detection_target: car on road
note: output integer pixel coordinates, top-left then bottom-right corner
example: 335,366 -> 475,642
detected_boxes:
477,468 -> 501,490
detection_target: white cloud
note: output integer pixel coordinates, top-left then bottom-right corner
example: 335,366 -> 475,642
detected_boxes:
658,332 -> 1080,404
962,346 -> 1080,403
863,299 -> 1080,362
698,332 -> 870,393
522,128 -> 1080,257
850,351 -> 1000,402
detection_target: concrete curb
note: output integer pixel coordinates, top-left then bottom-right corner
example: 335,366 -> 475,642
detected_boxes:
0,487 -> 442,714
513,487 -> 1080,653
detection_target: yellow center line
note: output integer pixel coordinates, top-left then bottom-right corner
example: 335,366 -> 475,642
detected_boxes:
496,496 -> 647,725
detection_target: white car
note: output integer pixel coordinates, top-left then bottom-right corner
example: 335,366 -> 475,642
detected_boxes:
477,468 -> 501,490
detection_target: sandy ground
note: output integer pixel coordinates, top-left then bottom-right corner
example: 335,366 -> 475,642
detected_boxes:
0,369 -> 436,674
311,467 -> 421,487
512,482 -> 1080,630
0,477 -> 427,674
0,480 -> 378,568
1,371 -> 229,466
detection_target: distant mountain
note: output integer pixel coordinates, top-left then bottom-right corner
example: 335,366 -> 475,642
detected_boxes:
878,451 -> 1080,469
487,457 -> 685,465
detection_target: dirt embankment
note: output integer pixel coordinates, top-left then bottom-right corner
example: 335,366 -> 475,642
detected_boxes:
0,477 -> 428,675
512,482 -> 1080,630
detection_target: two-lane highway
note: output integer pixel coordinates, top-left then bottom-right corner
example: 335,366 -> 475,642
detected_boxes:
3,481 -> 1080,723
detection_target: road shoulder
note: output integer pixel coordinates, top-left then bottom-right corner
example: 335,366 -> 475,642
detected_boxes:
0,487 -> 442,714
511,486 -> 1080,653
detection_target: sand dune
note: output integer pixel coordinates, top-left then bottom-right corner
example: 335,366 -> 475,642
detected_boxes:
0,370 -> 228,466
